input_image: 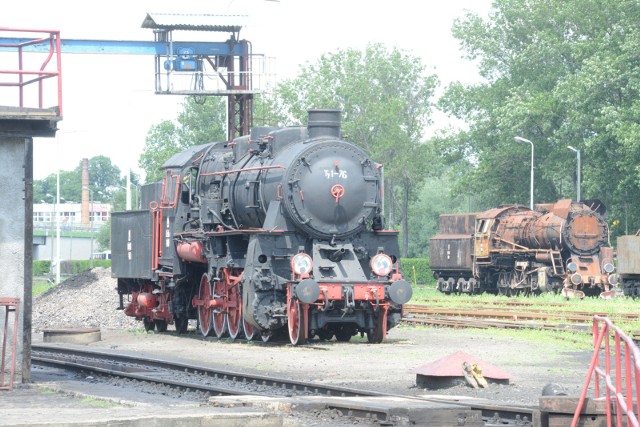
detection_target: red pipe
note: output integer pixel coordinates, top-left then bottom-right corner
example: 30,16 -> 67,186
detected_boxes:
137,292 -> 157,309
176,241 -> 207,263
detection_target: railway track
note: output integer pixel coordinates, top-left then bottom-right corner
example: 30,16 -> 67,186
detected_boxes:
402,303 -> 640,342
404,303 -> 639,322
32,344 -> 536,426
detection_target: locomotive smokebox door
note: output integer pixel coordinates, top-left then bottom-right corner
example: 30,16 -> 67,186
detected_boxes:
283,142 -> 379,239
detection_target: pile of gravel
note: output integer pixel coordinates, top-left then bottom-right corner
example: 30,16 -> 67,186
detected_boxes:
33,267 -> 140,332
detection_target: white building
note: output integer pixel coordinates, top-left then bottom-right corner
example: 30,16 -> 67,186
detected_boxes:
33,202 -> 111,231
32,202 -> 112,262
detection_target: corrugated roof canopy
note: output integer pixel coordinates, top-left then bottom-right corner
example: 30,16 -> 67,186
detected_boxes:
141,13 -> 247,32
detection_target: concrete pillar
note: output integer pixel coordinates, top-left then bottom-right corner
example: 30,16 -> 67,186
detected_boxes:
0,137 -> 26,383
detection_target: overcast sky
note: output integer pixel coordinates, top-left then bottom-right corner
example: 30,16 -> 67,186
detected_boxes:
2,0 -> 491,180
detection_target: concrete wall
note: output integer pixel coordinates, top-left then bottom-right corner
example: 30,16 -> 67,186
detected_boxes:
33,236 -> 94,262
0,137 -> 24,383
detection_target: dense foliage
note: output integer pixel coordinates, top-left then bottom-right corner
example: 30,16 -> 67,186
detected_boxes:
130,0 -> 640,256
270,44 -> 439,256
438,0 -> 640,238
34,155 -> 131,205
139,97 -> 226,182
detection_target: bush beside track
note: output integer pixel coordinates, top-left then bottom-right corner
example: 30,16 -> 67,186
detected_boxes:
400,258 -> 435,286
33,259 -> 112,276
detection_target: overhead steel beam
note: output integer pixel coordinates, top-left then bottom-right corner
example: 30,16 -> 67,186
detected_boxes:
0,38 -> 238,56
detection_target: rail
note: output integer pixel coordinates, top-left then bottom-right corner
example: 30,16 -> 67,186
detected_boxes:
572,315 -> 640,427
0,27 -> 63,115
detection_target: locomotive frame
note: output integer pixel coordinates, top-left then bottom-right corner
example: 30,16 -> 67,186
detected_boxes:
111,109 -> 412,345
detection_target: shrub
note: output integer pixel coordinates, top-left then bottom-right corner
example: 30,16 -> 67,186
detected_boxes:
400,258 -> 435,286
32,259 -> 111,276
33,260 -> 52,276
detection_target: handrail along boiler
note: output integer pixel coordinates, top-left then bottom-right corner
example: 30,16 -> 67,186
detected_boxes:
111,109 -> 412,344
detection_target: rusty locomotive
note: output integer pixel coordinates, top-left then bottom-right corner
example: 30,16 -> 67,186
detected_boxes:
429,199 -> 617,298
111,109 -> 412,345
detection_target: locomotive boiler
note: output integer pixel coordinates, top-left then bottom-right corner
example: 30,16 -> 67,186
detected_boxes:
430,199 -> 617,298
111,109 -> 412,345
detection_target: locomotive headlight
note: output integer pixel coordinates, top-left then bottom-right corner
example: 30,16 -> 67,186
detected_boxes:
603,262 -> 615,273
567,262 -> 578,273
291,253 -> 313,275
570,273 -> 582,285
608,274 -> 619,286
371,253 -> 393,277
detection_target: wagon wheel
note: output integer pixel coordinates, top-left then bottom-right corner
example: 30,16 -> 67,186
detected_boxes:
143,317 -> 154,332
154,320 -> 168,332
175,316 -> 189,334
317,327 -> 333,341
334,325 -> 354,342
198,273 -> 213,337
212,278 -> 228,338
366,309 -> 387,344
227,285 -> 242,339
497,272 -> 512,296
224,269 -> 243,340
242,318 -> 258,341
287,298 -> 306,345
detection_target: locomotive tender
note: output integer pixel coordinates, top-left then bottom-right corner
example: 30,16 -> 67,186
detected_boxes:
430,199 -> 617,298
111,109 -> 412,345
616,232 -> 640,297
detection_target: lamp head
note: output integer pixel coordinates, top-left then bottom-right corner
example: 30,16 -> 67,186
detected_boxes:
514,136 -> 532,144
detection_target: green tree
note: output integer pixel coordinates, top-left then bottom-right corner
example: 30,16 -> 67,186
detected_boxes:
34,156 -> 122,204
96,220 -> 111,251
272,44 -> 439,256
438,0 -> 640,237
139,97 -> 226,182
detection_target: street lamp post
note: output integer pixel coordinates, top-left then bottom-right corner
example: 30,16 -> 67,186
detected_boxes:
89,189 -> 94,269
55,169 -> 61,285
567,146 -> 581,202
44,194 -> 55,271
514,136 -> 535,209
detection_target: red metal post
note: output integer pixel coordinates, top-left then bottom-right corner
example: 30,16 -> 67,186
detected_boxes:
572,315 -> 640,427
0,28 -> 63,115
0,298 -> 20,391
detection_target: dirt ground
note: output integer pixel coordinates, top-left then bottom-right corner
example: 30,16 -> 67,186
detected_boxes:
32,268 -> 597,408
33,323 -> 595,408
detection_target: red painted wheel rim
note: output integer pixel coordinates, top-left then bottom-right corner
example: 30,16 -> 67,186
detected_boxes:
212,279 -> 227,338
198,273 -> 212,336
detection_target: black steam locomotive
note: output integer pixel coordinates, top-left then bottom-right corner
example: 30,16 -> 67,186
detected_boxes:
429,200 -> 617,298
111,109 -> 412,344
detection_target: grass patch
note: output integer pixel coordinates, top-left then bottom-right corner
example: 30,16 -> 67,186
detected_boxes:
80,396 -> 120,408
32,277 -> 56,297
407,285 -> 640,341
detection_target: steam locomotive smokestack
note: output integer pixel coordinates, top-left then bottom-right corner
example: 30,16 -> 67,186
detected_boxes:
81,158 -> 90,225
307,109 -> 341,139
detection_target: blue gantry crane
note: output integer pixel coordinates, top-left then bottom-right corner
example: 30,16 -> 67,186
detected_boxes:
0,13 -> 262,141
